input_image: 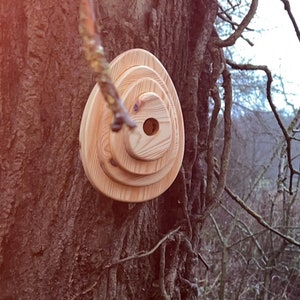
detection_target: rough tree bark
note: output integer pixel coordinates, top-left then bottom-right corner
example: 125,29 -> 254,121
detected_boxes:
0,0 -> 217,298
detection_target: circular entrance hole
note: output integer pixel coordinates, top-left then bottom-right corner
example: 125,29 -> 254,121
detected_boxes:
143,118 -> 159,136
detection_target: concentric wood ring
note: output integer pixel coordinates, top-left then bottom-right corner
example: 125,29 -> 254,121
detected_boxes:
79,49 -> 184,202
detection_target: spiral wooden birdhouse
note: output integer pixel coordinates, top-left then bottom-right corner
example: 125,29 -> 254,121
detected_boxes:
79,49 -> 184,202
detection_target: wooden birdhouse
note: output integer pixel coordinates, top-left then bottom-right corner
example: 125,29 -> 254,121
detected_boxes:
79,49 -> 184,202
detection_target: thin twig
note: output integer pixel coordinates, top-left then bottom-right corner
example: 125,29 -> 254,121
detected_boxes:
70,281 -> 98,300
226,59 -> 300,194
243,108 -> 300,199
217,9 -> 255,46
79,0 -> 136,131
198,252 -> 210,271
216,0 -> 258,47
217,170 -> 300,247
278,145 -> 288,193
103,226 -> 181,268
280,0 -> 300,42
210,213 -> 226,245
217,11 -> 254,32
220,203 -> 267,263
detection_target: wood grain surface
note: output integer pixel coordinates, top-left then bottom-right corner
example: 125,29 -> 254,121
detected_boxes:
79,49 -> 184,202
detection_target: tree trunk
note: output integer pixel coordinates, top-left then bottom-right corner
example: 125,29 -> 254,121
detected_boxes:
0,0 -> 217,298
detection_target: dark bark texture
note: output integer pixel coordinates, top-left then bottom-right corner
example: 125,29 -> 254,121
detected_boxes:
0,0 -> 216,298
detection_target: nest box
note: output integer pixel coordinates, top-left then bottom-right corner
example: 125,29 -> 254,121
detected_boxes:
79,49 -> 184,202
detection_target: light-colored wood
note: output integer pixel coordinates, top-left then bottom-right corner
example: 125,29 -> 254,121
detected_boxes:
124,92 -> 172,161
108,77 -> 177,175
79,49 -> 184,202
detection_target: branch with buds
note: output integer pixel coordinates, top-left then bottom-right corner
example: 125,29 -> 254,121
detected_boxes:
79,0 -> 136,131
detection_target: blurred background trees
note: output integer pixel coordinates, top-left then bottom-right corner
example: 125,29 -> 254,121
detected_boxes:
199,1 -> 300,298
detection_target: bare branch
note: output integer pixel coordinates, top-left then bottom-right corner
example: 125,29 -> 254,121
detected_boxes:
210,213 -> 226,245
206,36 -> 231,205
103,226 -> 181,268
224,0 -> 242,12
220,203 -> 267,263
218,173 -> 300,247
206,86 -> 221,202
70,281 -> 98,300
210,213 -> 228,299
198,252 -> 210,271
226,60 -> 286,136
79,0 -> 136,131
213,68 -> 232,200
243,108 -> 300,200
280,0 -> 300,42
226,59 -> 300,194
217,6 -> 255,46
278,145 -> 288,193
216,0 -> 258,47
217,10 -> 254,32
182,0 -> 218,187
